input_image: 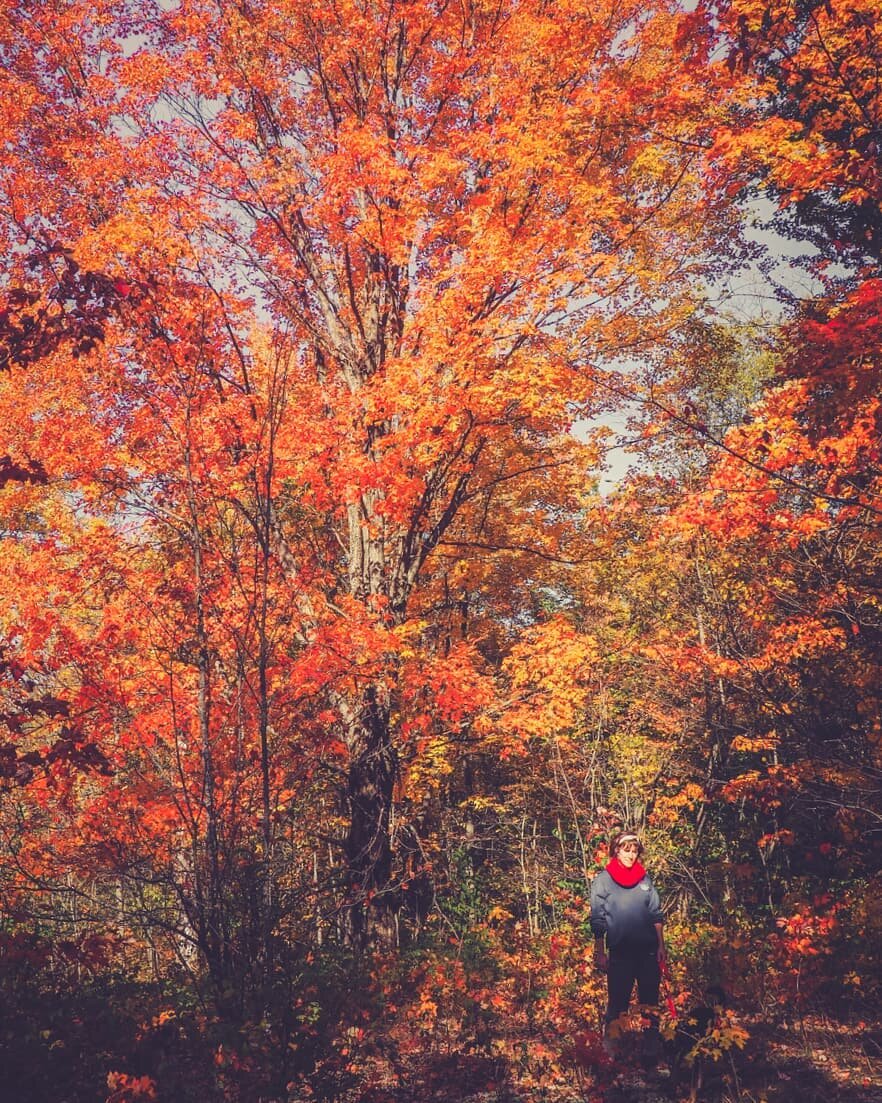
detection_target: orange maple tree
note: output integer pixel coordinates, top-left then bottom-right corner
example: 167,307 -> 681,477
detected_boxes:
0,0 -> 738,955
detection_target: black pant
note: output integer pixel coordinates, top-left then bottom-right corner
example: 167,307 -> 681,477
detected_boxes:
605,945 -> 660,1024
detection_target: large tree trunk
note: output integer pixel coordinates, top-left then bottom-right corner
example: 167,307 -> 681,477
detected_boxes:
342,685 -> 398,950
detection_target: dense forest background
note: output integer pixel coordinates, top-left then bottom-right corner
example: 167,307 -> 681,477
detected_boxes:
0,0 -> 880,1100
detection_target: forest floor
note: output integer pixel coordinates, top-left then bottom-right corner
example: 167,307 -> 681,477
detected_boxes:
5,964 -> 882,1102
565,1013 -> 882,1103
348,1013 -> 882,1103
735,1014 -> 882,1103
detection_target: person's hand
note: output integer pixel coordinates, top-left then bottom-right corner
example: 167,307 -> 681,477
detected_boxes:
657,945 -> 668,972
594,947 -> 609,973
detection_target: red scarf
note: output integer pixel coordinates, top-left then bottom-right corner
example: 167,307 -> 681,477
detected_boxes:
606,856 -> 646,887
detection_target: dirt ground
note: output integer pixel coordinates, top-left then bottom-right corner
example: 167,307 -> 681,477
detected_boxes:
589,1014 -> 882,1103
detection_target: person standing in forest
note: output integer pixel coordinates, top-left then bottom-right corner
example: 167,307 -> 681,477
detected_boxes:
590,831 -> 667,1060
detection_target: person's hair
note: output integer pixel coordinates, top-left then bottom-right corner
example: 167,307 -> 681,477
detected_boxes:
610,830 -> 644,858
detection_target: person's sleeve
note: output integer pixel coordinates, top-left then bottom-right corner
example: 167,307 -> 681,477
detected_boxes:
646,877 -> 664,926
589,872 -> 609,938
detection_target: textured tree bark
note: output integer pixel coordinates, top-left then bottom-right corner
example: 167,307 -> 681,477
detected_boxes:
342,685 -> 398,950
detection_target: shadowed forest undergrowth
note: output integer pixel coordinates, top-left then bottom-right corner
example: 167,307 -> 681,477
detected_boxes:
2,916 -> 880,1102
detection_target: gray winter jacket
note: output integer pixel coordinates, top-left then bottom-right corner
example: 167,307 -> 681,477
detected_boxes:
589,867 -> 664,951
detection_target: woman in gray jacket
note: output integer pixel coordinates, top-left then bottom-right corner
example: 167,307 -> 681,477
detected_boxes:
590,830 -> 667,1038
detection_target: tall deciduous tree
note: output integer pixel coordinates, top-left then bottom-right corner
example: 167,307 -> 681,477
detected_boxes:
0,0 -> 738,950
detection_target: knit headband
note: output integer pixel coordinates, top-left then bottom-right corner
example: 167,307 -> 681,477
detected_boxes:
616,833 -> 640,846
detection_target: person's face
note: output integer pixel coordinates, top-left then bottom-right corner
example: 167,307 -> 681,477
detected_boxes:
617,841 -> 639,867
